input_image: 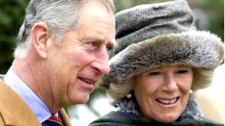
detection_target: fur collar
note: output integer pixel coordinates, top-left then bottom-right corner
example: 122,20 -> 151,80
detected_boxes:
117,94 -> 203,121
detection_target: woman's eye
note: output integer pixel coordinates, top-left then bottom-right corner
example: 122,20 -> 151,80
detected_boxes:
149,72 -> 161,76
176,70 -> 188,74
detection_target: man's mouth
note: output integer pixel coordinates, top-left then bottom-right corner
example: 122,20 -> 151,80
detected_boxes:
80,78 -> 94,85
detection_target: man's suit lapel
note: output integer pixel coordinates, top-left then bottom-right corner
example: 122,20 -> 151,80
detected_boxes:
59,108 -> 72,126
0,79 -> 40,126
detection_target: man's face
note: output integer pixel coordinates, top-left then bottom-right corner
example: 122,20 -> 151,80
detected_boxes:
46,3 -> 115,105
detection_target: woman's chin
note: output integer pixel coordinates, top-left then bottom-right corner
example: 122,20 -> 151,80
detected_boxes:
154,114 -> 179,124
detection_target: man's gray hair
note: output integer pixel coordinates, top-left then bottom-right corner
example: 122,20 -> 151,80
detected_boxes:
14,0 -> 115,59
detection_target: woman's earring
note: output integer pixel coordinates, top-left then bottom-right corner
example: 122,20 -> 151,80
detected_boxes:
189,90 -> 193,94
126,93 -> 132,99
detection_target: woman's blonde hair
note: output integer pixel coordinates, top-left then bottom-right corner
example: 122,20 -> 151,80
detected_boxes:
106,67 -> 216,106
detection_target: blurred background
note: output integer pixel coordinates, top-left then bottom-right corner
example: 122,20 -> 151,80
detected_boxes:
0,0 -> 224,125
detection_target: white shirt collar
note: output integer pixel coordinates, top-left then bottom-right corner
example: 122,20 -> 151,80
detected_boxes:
4,67 -> 51,123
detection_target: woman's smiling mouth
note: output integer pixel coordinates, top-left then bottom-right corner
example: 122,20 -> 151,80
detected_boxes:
156,97 -> 179,105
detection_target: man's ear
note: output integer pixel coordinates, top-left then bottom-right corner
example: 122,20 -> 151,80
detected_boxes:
31,22 -> 51,59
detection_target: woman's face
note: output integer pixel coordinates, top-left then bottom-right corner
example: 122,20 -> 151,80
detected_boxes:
134,65 -> 193,123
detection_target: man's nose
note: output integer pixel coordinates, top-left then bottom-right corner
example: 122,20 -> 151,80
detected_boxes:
91,48 -> 110,75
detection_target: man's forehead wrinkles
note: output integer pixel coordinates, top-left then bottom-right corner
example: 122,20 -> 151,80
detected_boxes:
81,21 -> 115,28
77,25 -> 115,38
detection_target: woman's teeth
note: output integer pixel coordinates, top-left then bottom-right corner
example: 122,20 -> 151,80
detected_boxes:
157,98 -> 177,104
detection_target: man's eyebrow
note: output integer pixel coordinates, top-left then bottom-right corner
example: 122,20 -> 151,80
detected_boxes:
82,33 -> 117,49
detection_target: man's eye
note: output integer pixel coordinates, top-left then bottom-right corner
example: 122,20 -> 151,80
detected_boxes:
89,42 -> 98,47
86,42 -> 99,51
106,45 -> 113,52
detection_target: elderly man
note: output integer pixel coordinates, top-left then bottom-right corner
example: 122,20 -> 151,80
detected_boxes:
0,0 -> 116,125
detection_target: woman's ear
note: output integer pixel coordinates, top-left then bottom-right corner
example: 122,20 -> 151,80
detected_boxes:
31,22 -> 51,59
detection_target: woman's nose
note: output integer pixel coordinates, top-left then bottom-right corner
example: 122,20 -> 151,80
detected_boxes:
162,74 -> 178,92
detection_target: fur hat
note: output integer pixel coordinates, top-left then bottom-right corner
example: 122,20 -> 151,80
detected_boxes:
100,0 -> 224,91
